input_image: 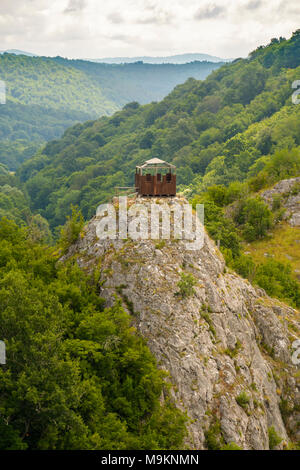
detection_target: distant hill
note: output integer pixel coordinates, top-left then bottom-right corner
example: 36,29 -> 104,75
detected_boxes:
0,49 -> 37,56
0,54 -> 223,170
0,51 -> 230,63
87,53 -> 231,64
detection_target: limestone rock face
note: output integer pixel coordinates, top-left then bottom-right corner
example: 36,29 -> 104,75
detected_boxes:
65,196 -> 300,450
261,177 -> 300,226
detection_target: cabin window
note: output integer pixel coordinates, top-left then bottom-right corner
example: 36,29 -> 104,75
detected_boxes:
166,173 -> 171,183
146,173 -> 152,182
157,173 -> 161,182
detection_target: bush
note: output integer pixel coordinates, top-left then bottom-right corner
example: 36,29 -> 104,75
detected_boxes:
59,205 -> 84,254
232,254 -> 256,281
176,272 -> 197,298
236,391 -> 250,409
205,420 -> 224,450
235,197 -> 273,241
192,198 -> 241,258
254,259 -> 300,307
205,420 -> 242,450
221,442 -> 242,450
268,426 -> 282,449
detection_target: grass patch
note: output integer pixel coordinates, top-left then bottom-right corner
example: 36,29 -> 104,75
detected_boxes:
175,272 -> 197,298
225,339 -> 242,358
155,240 -> 166,250
236,391 -> 250,409
200,305 -> 216,338
242,222 -> 300,280
221,442 -> 243,450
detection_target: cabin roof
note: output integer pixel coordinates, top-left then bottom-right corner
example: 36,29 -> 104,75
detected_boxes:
137,158 -> 176,169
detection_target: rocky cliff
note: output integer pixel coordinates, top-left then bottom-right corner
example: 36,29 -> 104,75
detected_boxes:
65,196 -> 300,450
261,177 -> 300,226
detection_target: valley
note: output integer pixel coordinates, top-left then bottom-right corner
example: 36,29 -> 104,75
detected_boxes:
0,54 -> 222,170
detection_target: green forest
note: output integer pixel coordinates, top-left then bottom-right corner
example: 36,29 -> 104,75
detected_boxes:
0,218 -> 186,449
0,54 -> 222,169
14,31 -> 300,226
1,30 -> 300,450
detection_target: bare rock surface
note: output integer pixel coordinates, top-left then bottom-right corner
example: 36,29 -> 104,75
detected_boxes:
64,196 -> 300,449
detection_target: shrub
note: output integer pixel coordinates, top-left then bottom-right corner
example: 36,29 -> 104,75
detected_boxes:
254,259 -> 300,307
225,339 -> 242,358
205,420 -> 224,450
232,254 -> 256,281
201,311 -> 216,338
236,391 -> 250,409
221,442 -> 242,450
193,198 -> 241,258
271,194 -> 282,211
59,205 -> 84,254
176,272 -> 197,298
235,197 -> 273,241
268,426 -> 282,449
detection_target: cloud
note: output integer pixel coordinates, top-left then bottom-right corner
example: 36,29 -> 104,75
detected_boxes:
135,5 -> 174,25
246,0 -> 262,10
1,0 -> 300,60
109,33 -> 140,45
107,12 -> 124,24
278,0 -> 300,15
194,3 -> 226,21
64,0 -> 86,14
136,13 -> 174,25
137,16 -> 159,24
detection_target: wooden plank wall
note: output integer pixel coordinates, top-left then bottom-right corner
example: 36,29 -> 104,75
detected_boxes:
135,173 -> 176,196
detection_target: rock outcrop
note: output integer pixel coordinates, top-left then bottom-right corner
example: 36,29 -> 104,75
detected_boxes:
261,177 -> 300,226
65,196 -> 300,450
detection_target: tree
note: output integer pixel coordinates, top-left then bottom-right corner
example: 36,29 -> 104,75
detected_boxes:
59,205 -> 84,254
235,197 -> 273,241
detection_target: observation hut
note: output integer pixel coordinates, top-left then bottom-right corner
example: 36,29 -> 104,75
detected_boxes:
135,158 -> 176,196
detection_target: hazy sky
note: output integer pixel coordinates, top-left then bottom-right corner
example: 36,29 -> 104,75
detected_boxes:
0,0 -> 299,59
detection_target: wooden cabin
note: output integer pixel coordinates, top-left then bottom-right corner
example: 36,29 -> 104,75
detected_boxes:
135,158 -> 176,196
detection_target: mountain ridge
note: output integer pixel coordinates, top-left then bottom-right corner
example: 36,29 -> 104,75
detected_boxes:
87,53 -> 231,64
0,50 -> 230,63
0,49 -> 37,56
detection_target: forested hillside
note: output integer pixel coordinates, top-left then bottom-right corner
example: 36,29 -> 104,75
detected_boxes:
1,31 -> 300,451
18,31 -> 300,229
0,218 -> 186,449
0,54 -> 222,169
